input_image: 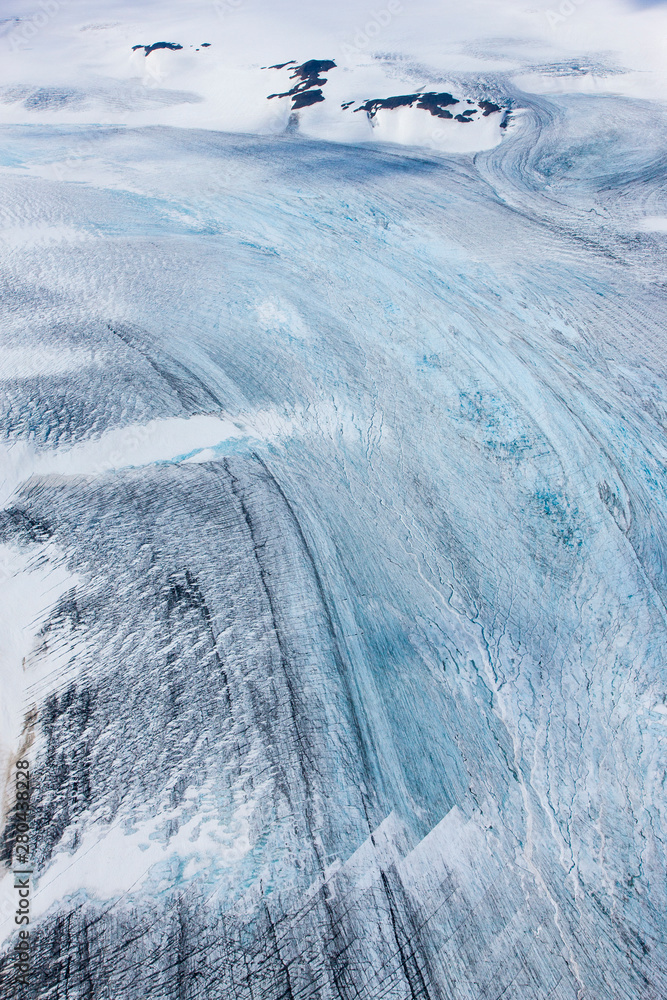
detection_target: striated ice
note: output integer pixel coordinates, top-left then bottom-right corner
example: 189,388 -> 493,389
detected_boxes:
0,5 -> 666,995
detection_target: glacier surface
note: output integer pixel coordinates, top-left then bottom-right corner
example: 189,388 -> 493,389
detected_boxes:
0,28 -> 666,1000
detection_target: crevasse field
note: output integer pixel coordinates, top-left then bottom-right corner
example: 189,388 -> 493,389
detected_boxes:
0,2 -> 666,998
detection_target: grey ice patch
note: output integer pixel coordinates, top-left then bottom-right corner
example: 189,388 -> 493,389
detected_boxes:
96,84 -> 204,112
0,86 -> 84,110
532,57 -> 626,77
0,83 -> 203,113
25,88 -> 84,110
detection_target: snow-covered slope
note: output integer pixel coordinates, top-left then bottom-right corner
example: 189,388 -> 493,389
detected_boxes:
0,0 -> 666,150
0,3 -> 666,999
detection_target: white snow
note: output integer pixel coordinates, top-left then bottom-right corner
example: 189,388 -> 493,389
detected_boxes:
0,0 -> 665,150
0,790 -> 256,943
638,215 -> 667,232
0,409 -> 296,510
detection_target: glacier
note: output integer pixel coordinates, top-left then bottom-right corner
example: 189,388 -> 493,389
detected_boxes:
0,16 -> 666,999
